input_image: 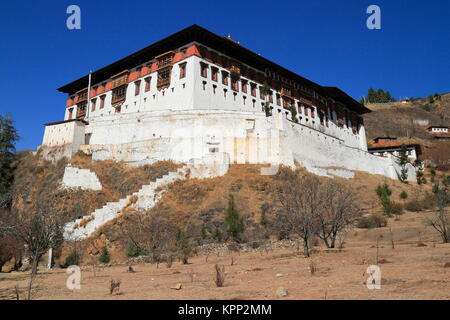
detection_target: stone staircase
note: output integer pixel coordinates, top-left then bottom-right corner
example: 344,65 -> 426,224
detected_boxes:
63,152 -> 230,241
63,165 -> 190,241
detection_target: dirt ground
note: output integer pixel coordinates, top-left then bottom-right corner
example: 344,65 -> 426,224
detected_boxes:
0,212 -> 449,300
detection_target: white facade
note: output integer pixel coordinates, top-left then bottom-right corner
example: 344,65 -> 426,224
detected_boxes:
60,166 -> 102,191
41,40 -> 415,181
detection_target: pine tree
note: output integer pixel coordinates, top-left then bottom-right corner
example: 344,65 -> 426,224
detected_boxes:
414,160 -> 426,185
400,191 -> 408,202
224,195 -> 245,240
376,183 -> 392,213
397,145 -> 409,183
99,246 -> 110,264
0,113 -> 19,208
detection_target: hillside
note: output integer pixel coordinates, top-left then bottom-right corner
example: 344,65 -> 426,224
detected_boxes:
363,92 -> 450,168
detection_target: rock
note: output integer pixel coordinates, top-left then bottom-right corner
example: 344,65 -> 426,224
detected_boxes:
171,283 -> 182,290
416,242 -> 427,247
378,258 -> 391,264
275,273 -> 284,277
276,287 -> 288,297
19,258 -> 31,272
444,262 -> 450,268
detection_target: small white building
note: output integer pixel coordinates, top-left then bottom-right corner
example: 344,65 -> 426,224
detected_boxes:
368,144 -> 421,161
427,126 -> 449,134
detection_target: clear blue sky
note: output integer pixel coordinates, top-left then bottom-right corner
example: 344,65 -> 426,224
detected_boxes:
0,0 -> 449,151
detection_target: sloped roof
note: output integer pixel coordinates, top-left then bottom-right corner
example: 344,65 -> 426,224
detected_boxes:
58,24 -> 367,114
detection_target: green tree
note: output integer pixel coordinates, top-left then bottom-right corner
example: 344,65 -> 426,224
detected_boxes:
224,195 -> 245,240
396,145 -> 409,183
376,183 -> 392,214
430,169 -> 436,183
260,210 -> 268,227
365,88 -> 397,103
0,113 -> 19,208
213,227 -> 223,242
400,191 -> 408,202
99,246 -> 110,264
413,159 -> 426,185
290,105 -> 298,123
175,228 -> 193,264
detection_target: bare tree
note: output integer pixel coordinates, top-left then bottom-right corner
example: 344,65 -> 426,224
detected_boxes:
2,209 -> 63,275
118,211 -> 176,262
315,180 -> 358,248
214,264 -> 225,287
276,170 -> 321,257
424,181 -> 449,243
0,210 -> 23,272
1,208 -> 63,300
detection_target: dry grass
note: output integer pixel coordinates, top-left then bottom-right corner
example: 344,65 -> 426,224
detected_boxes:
10,151 -> 180,227
1,211 -> 448,300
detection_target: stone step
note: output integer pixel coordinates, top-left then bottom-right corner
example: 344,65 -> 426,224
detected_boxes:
64,164 -> 192,241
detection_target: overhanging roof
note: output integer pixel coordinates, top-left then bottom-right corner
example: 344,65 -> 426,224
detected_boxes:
322,87 -> 371,114
58,24 -> 367,114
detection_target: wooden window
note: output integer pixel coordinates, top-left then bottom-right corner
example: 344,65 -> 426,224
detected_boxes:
112,85 -> 127,105
100,95 -> 105,108
241,80 -> 247,93
157,52 -> 174,69
77,90 -> 88,102
269,91 -> 273,103
91,98 -> 96,112
250,83 -> 256,97
200,62 -> 208,78
134,80 -> 141,96
155,52 -> 174,90
211,67 -> 218,81
76,101 -> 87,119
111,71 -> 129,89
68,108 -> 73,120
259,86 -> 265,100
145,77 -> 151,92
157,67 -> 171,90
231,77 -> 239,91
179,62 -> 186,79
222,71 -> 229,85
276,94 -> 281,105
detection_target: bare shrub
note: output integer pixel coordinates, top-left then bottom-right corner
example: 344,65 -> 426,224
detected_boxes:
165,254 -> 173,268
214,264 -> 225,287
109,279 -> 121,295
309,258 -> 317,275
389,228 -> 395,249
118,211 -> 176,264
423,181 -> 450,243
187,269 -> 194,282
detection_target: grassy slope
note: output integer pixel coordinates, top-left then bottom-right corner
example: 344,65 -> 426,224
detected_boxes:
363,93 -> 450,166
